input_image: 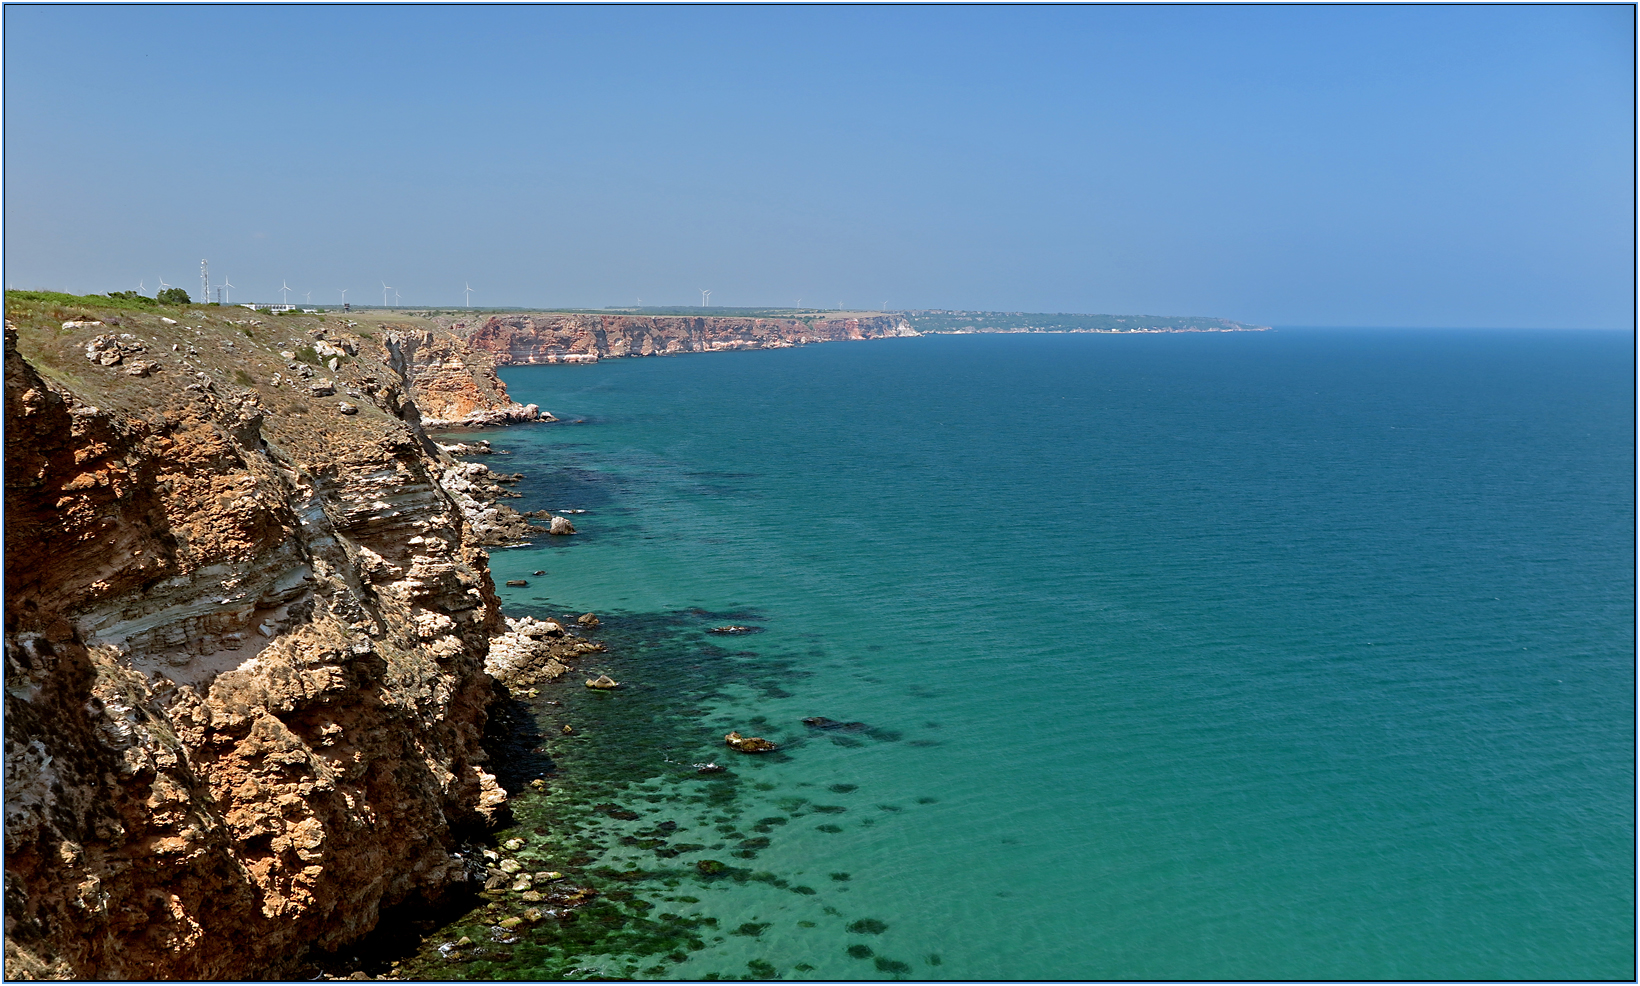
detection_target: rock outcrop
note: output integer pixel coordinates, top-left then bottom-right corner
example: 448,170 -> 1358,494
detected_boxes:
447,312 -> 919,365
0,299 -> 556,980
380,325 -> 548,427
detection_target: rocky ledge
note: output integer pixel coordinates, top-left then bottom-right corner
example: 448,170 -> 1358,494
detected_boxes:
0,297 -> 567,980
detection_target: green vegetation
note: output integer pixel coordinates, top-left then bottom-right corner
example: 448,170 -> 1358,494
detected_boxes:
7,288 -> 164,314
234,370 -> 255,387
156,287 -> 190,305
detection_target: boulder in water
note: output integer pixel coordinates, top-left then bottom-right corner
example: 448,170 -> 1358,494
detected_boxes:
725,731 -> 777,753
548,515 -> 576,535
585,675 -> 620,690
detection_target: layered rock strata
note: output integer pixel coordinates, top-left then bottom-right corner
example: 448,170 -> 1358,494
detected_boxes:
1,300 -> 564,980
444,312 -> 919,365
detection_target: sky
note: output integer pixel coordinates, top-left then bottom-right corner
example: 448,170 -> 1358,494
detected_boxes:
3,4 -> 1633,328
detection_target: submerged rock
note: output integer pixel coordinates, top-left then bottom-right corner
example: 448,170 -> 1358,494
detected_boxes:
803,716 -> 869,731
504,579 -> 528,587
584,675 -> 619,690
708,625 -> 760,634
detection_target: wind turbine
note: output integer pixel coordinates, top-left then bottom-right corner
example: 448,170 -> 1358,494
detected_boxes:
394,289 -> 401,307
279,280 -> 293,304
157,276 -> 172,296
221,277 -> 235,304
382,282 -> 392,307
304,291 -> 312,304
700,289 -> 711,308
464,282 -> 474,307
339,288 -> 349,305
138,279 -> 148,294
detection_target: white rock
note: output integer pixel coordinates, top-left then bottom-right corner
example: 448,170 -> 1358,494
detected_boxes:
161,317 -> 178,325
257,623 -> 276,638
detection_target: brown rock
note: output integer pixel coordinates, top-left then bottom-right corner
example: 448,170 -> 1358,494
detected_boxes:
724,731 -> 778,753
2,315 -> 506,981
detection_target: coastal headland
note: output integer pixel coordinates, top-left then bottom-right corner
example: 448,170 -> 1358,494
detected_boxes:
2,292 -> 1265,979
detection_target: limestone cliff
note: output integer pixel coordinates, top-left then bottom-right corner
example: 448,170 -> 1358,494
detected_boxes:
1,298 -> 558,979
444,312 -> 919,364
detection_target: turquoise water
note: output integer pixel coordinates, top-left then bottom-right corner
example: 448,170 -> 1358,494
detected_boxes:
438,329 -> 1633,980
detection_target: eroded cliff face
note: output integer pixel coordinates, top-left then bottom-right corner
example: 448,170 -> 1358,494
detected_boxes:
447,312 -> 919,364
1,301 -> 548,979
379,325 -> 549,428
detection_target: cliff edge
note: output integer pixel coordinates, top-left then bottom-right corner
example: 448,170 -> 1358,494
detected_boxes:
1,295 -> 553,979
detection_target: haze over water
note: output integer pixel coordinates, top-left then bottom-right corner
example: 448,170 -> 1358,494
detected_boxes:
471,329 -> 1632,980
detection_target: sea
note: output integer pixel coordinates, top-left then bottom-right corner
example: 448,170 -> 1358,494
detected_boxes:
403,328 -> 1634,981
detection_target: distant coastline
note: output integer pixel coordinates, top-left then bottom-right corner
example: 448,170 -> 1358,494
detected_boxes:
432,308 -> 1269,367
900,310 -> 1269,334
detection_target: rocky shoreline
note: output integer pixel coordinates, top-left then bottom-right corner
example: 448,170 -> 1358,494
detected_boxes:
2,294 -> 958,980
0,295 -> 599,979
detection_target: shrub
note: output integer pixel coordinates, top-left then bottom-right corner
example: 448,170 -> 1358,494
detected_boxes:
156,287 -> 190,305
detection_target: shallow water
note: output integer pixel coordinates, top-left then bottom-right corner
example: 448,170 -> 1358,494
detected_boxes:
413,329 -> 1633,980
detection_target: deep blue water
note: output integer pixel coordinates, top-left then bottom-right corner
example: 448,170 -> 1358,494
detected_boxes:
441,329 -> 1633,980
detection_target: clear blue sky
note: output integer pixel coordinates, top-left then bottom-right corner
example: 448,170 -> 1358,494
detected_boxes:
4,4 -> 1632,327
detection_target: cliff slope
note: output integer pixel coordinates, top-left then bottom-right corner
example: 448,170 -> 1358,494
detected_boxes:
1,297 -> 551,979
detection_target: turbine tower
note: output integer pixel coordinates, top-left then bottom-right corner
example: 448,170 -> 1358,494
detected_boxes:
464,282 -> 474,307
700,289 -> 711,308
221,277 -> 234,304
339,288 -> 349,305
200,260 -> 209,304
279,280 -> 293,304
382,282 -> 392,307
